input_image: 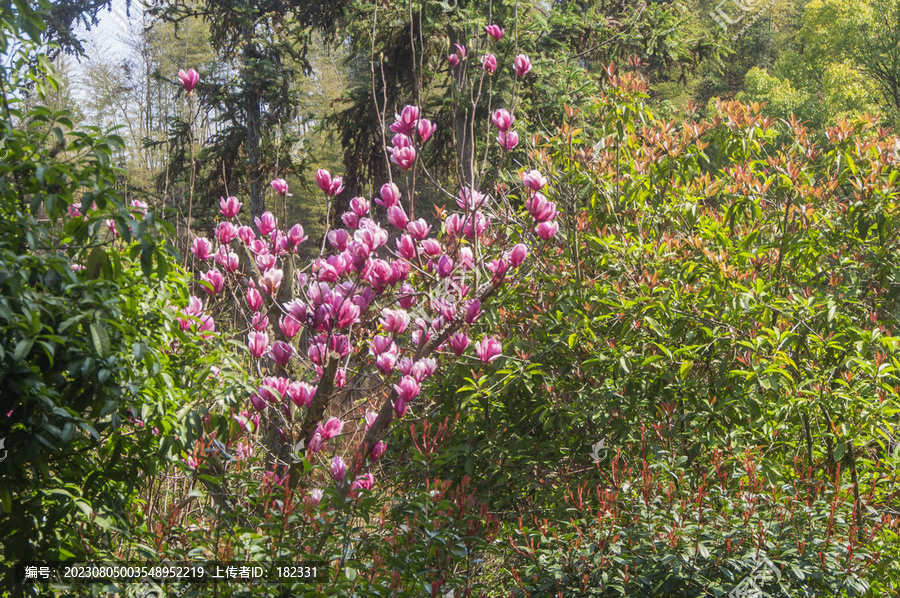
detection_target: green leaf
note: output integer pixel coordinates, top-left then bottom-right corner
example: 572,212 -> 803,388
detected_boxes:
14,338 -> 33,360
679,360 -> 693,381
834,442 -> 846,462
90,322 -> 110,358
645,316 -> 665,337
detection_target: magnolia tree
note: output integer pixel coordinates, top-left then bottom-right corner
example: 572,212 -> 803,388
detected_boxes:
175,22 -> 559,504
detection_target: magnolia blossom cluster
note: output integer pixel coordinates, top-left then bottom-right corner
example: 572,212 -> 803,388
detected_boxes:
492,108 -> 519,152
387,105 -> 435,170
448,24 -> 531,79
172,49 -> 554,497
522,170 -> 560,239
182,162 -> 544,433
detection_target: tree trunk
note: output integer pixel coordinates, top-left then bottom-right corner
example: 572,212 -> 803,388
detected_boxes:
244,35 -> 265,226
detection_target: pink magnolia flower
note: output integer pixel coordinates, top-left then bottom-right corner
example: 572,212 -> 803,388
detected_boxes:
238,225 -> 255,245
318,418 -> 343,441
233,411 -> 258,434
522,169 -> 547,192
436,254 -> 454,278
125,200 -> 146,221
214,247 -> 232,270
351,473 -> 375,496
331,456 -> 347,481
391,105 -> 420,135
220,195 -> 242,217
457,187 -> 486,211
463,212 -> 490,240
481,53 -> 497,74
370,441 -> 387,461
342,212 -> 359,229
316,255 -> 346,282
350,196 -> 370,216
536,220 -> 559,240
68,202 -> 85,218
288,382 -> 316,408
252,313 -> 269,332
191,237 -> 213,261
270,178 -> 290,196
396,234 -> 417,259
407,219 -> 432,240
420,238 -> 442,257
272,230 -> 289,255
364,410 -> 379,430
448,53 -> 460,67
449,332 -> 470,356
453,43 -> 467,58
247,331 -> 269,358
375,351 -> 397,375
225,251 -> 240,273
247,287 -> 264,311
201,269 -> 225,295
377,182 -> 402,208
216,222 -> 238,245
515,54 -> 532,77
492,109 -> 514,132
259,377 -> 289,403
258,268 -> 284,296
310,306 -> 332,335
476,336 -> 502,363
279,314 -> 303,338
485,24 -> 505,41
444,213 -> 463,237
459,246 -> 474,270
391,259 -> 410,284
178,68 -> 199,92
498,130 -> 519,151
307,488 -> 324,506
509,243 -> 529,267
256,253 -> 277,272
184,295 -> 204,318
285,298 -> 307,321
354,221 -> 389,250
398,356 -> 415,377
380,308 -> 410,334
466,299 -> 482,323
527,192 -> 558,222
249,392 -> 266,411
328,229 -> 351,250
308,432 -> 325,453
397,283 -> 417,309
336,298 -> 361,328
392,133 -> 413,149
394,397 -> 409,418
316,169 -> 344,195
286,223 -> 307,250
413,357 -> 437,381
198,314 -> 216,336
394,375 -> 421,405
387,205 -> 409,230
255,211 -> 278,237
390,146 -> 417,170
271,341 -> 294,366
417,118 -> 436,142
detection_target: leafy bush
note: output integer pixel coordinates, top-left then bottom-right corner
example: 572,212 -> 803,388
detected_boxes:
0,0 -> 250,584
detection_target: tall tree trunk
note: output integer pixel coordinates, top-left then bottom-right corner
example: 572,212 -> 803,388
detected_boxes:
244,34 -> 265,226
